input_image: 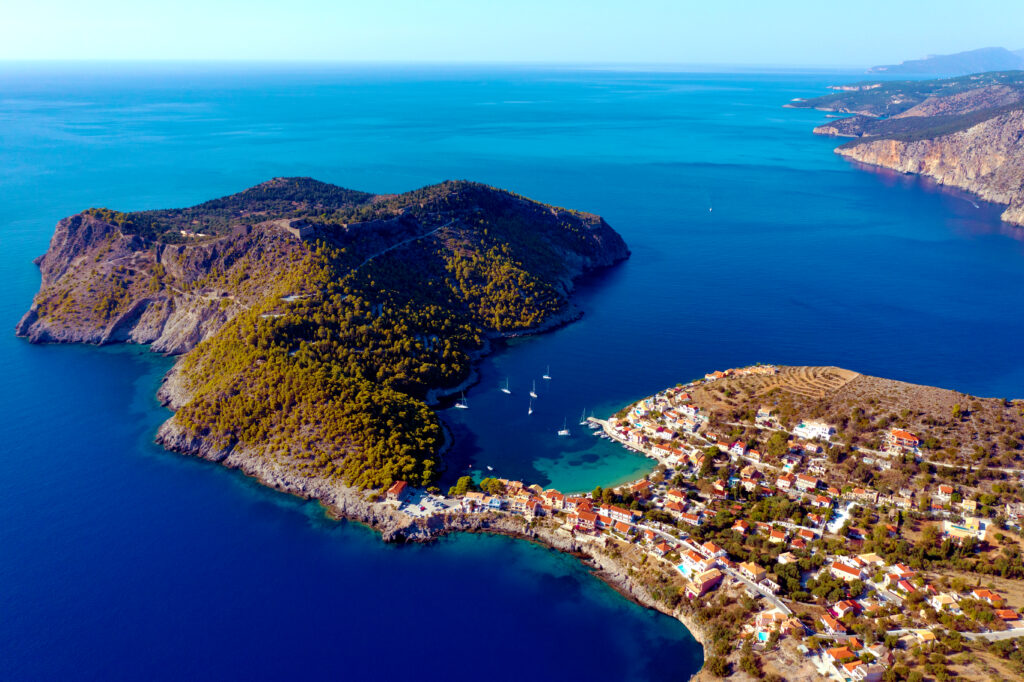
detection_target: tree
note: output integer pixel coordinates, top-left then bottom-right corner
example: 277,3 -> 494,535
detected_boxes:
766,430 -> 790,458
705,656 -> 730,677
480,477 -> 504,495
447,475 -> 477,497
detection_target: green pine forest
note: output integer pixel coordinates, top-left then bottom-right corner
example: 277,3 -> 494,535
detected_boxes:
82,178 -> 629,490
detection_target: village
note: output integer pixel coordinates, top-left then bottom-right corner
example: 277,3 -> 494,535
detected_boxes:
385,365 -> 1024,681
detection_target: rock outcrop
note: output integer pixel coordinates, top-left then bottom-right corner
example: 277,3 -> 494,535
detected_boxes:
16,213 -> 300,352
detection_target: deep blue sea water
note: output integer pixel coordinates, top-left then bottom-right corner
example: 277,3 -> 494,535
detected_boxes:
4,64 -> 1024,681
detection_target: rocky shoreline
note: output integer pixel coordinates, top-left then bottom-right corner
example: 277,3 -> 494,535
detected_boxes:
13,181 -> 710,671
154,419 -> 709,669
836,109 -> 1024,227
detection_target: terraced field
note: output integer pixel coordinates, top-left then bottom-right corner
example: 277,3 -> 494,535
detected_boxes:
775,366 -> 860,399
691,366 -> 859,410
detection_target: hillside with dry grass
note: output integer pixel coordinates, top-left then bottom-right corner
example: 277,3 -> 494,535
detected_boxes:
690,366 -> 1024,469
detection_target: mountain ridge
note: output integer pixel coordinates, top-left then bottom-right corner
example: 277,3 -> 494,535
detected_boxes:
869,47 -> 1024,76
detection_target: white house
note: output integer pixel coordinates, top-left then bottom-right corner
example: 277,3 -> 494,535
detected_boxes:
793,420 -> 835,442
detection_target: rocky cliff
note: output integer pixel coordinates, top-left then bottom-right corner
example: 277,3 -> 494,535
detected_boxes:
837,109 -> 1024,225
15,211 -> 305,352
792,72 -> 1024,227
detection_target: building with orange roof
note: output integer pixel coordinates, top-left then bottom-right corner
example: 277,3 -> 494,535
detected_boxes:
970,588 -> 1003,606
829,561 -> 864,582
629,479 -> 653,499
820,613 -> 846,635
826,646 -> 856,663
889,429 -> 920,449
574,510 -> 597,530
386,480 -> 409,502
739,561 -> 766,582
542,489 -> 565,509
701,541 -> 726,558
842,661 -> 863,676
686,568 -> 723,598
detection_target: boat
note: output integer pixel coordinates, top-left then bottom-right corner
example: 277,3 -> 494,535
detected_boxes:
529,380 -> 538,399
500,377 -> 511,394
542,365 -> 551,380
557,418 -> 570,437
455,391 -> 468,409
527,399 -> 533,415
578,408 -> 587,426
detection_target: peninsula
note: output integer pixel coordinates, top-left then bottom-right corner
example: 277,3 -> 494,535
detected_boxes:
788,71 -> 1024,226
568,365 -> 1024,680
17,177 -> 628,493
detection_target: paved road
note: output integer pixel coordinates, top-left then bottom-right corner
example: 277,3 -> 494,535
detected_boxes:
963,627 -> 1024,642
874,584 -> 905,606
351,219 -> 453,272
724,567 -> 792,615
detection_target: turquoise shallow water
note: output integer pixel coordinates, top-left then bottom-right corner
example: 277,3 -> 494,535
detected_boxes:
4,64 -> 1024,681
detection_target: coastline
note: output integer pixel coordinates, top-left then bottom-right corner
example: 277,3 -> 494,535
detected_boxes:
148,296 -> 711,675
162,431 -> 710,669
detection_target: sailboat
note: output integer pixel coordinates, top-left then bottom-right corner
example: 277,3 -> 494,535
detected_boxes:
542,365 -> 551,380
528,399 -> 533,415
455,391 -> 469,409
500,377 -> 511,394
579,408 -> 588,426
557,418 -> 570,437
530,380 -> 538,399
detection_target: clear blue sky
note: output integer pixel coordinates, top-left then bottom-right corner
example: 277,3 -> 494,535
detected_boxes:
3,0 -> 1023,66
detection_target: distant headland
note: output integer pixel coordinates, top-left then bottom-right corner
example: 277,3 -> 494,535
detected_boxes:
788,71 -> 1024,226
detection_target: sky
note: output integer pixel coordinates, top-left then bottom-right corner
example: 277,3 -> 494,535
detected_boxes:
2,0 -> 1023,67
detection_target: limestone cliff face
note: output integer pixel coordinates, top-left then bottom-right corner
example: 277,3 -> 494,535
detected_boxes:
837,109 -> 1024,225
16,214 -> 306,353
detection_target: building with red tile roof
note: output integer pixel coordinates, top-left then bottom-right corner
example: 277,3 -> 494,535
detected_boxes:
386,480 -> 409,501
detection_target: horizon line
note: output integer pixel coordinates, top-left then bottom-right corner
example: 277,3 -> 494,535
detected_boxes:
0,58 -> 871,71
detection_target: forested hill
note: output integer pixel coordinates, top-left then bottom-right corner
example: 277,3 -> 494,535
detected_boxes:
18,178 -> 629,490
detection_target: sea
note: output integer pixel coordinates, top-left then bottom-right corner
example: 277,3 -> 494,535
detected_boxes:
4,63 -> 1024,681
